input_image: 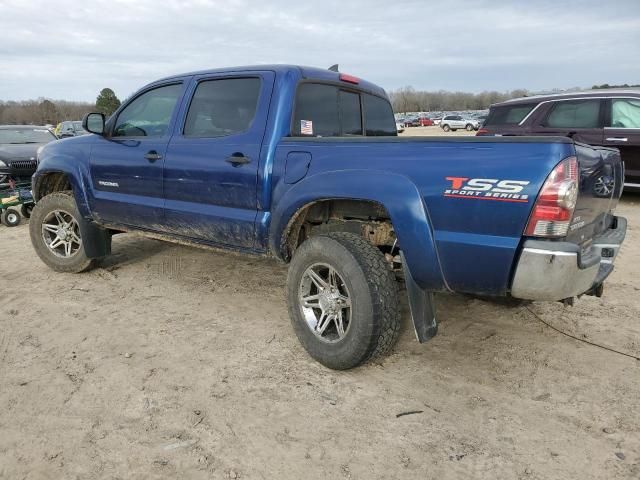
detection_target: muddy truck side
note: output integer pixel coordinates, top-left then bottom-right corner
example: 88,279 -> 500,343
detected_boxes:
30,65 -> 627,369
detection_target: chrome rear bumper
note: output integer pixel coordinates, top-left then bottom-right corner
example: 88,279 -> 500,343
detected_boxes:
511,216 -> 626,301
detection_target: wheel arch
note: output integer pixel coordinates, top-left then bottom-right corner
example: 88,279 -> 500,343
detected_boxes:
33,169 -> 92,219
270,170 -> 447,291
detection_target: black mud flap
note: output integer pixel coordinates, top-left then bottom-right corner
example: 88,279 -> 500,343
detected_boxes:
401,252 -> 438,343
78,218 -> 112,258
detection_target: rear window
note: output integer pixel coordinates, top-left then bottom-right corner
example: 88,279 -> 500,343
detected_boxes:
543,100 -> 601,129
292,83 -> 395,137
339,90 -> 363,136
363,93 -> 396,136
485,103 -> 537,126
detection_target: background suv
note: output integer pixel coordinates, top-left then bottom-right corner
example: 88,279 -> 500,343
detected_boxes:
477,90 -> 640,191
440,115 -> 479,132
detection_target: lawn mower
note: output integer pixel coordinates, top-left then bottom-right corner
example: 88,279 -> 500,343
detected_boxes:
0,179 -> 34,227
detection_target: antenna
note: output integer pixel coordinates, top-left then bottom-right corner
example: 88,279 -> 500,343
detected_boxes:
328,64 -> 339,72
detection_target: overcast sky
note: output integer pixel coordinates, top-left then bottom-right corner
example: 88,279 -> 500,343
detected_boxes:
1,0 -> 639,102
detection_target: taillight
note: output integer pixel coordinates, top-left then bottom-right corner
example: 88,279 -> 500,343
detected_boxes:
476,128 -> 488,135
525,156 -> 579,237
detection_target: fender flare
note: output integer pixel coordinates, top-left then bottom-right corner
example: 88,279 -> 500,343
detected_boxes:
33,163 -> 92,219
270,169 -> 447,292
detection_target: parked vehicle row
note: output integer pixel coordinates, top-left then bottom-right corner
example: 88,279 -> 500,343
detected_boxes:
30,65 -> 626,370
478,90 -> 640,190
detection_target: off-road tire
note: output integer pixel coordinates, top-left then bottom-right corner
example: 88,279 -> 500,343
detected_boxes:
287,232 -> 401,370
2,209 -> 21,227
29,191 -> 95,273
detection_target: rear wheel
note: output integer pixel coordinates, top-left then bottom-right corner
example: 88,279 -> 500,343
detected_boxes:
442,124 -> 451,132
2,209 -> 21,227
29,192 -> 95,273
287,232 -> 400,370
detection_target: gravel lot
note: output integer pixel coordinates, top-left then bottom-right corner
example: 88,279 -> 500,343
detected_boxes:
1,192 -> 638,479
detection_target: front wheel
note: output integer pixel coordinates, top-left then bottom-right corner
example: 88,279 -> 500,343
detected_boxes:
466,124 -> 474,131
29,191 -> 95,273
287,232 -> 401,370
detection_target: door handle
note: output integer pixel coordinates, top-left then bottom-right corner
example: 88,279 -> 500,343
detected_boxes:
606,137 -> 628,142
225,153 -> 251,166
144,150 -> 162,162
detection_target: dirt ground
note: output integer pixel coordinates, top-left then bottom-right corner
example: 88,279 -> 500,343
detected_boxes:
1,194 -> 639,480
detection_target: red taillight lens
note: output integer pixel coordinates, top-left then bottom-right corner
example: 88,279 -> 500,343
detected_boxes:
525,156 -> 578,237
339,73 -> 359,84
476,128 -> 488,135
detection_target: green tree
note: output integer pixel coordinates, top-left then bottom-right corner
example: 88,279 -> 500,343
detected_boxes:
95,88 -> 121,116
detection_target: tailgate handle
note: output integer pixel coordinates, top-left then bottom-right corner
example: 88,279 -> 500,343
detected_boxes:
606,137 -> 628,142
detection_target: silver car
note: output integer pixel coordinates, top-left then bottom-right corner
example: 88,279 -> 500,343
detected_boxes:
440,115 -> 479,132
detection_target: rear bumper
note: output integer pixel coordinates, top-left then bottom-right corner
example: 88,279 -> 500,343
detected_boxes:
511,216 -> 627,301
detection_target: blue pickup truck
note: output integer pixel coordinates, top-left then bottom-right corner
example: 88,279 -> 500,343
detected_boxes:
30,65 -> 627,369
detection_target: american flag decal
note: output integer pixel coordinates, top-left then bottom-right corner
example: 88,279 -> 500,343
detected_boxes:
300,119 -> 313,135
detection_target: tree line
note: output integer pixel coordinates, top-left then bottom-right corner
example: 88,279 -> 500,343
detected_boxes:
0,88 -> 121,126
388,86 -> 530,113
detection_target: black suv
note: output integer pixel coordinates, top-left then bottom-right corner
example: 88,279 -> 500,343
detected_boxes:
477,90 -> 640,191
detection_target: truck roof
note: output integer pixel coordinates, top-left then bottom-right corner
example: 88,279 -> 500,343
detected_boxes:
495,89 -> 640,107
156,64 -> 388,98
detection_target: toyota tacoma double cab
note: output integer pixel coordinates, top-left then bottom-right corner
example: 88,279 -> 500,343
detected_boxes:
30,65 -> 626,369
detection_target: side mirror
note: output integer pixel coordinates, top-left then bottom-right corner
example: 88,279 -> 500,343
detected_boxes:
83,112 -> 105,135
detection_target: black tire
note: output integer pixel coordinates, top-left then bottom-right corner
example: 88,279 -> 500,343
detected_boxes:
21,203 -> 33,218
287,232 -> 400,370
2,209 -> 21,227
29,191 -> 95,273
442,124 -> 451,132
465,124 -> 474,131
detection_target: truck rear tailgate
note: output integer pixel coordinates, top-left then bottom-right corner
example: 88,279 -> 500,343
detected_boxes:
565,143 -> 624,245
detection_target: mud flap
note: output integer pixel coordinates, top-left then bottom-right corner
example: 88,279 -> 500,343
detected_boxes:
78,218 -> 112,258
401,252 -> 438,343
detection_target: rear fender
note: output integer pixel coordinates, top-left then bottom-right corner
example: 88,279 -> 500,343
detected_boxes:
270,170 -> 447,292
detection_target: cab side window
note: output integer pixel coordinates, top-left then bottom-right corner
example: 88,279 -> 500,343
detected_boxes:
543,100 -> 601,129
184,78 -> 261,137
113,84 -> 183,137
611,99 -> 640,128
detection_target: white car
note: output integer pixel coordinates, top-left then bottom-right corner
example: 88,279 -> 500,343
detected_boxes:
440,115 -> 479,132
396,122 -> 405,134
